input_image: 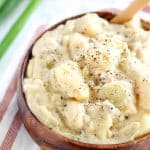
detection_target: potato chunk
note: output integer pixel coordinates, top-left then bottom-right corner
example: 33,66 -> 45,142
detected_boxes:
139,113 -> 150,136
32,31 -> 61,57
120,57 -> 150,112
23,79 -> 50,106
95,81 -> 137,114
63,100 -> 85,130
119,122 -> 140,141
49,60 -> 89,101
26,59 -> 34,78
136,77 -> 150,112
68,33 -> 89,58
85,100 -> 120,140
75,13 -> 107,37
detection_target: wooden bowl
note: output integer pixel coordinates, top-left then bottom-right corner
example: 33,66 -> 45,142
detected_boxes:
17,11 -> 150,150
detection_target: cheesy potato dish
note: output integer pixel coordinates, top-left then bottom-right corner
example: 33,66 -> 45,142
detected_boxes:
23,13 -> 150,144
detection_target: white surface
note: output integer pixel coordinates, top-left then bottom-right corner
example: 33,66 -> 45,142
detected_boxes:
12,125 -> 40,150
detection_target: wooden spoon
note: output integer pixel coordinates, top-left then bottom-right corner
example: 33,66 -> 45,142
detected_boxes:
111,0 -> 150,24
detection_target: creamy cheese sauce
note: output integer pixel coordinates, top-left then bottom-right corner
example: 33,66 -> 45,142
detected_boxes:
23,13 -> 150,144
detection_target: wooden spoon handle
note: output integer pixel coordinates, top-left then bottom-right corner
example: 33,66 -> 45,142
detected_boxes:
111,0 -> 150,24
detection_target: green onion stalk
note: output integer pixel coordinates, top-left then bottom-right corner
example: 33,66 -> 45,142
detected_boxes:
0,0 -> 22,23
0,0 -> 40,59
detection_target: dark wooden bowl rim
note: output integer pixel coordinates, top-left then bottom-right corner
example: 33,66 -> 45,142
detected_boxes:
17,10 -> 150,149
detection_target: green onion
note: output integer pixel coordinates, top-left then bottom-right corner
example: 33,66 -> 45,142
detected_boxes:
0,0 -> 7,9
0,0 -> 40,59
0,0 -> 21,23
